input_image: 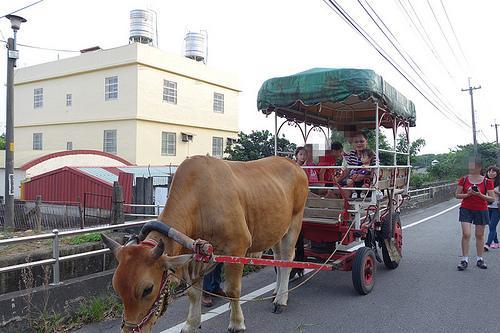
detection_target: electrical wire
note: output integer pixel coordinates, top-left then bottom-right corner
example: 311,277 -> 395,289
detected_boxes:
322,0 -> 470,130
426,0 -> 465,73
0,0 -> 45,19
439,0 -> 471,71
396,0 -> 457,83
0,39 -> 79,53
357,0 -> 467,129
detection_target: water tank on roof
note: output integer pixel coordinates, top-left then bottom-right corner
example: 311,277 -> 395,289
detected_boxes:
129,9 -> 157,46
184,31 -> 207,64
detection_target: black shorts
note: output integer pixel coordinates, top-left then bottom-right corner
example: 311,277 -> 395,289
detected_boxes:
459,207 -> 490,225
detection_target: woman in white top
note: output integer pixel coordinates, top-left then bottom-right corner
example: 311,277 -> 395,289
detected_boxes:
485,166 -> 500,250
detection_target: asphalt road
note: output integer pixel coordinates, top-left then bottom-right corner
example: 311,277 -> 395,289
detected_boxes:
75,199 -> 500,333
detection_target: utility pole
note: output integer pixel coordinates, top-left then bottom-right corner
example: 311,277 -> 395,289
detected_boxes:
3,15 -> 27,231
461,78 -> 481,157
492,121 -> 500,165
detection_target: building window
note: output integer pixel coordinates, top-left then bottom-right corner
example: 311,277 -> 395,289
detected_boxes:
103,130 -> 117,154
213,93 -> 224,113
67,142 -> 73,150
66,93 -> 72,106
105,76 -> 118,100
33,133 -> 43,150
34,88 -> 43,108
212,137 -> 223,158
162,132 -> 176,156
163,80 -> 177,104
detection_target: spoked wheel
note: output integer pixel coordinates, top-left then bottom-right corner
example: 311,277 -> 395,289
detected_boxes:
380,213 -> 402,269
352,247 -> 376,295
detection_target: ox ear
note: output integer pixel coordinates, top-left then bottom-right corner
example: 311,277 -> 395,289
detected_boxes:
101,234 -> 122,258
161,254 -> 193,270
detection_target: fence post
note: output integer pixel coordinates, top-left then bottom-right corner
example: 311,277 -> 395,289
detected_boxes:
51,229 -> 62,285
111,181 -> 124,225
35,195 -> 42,232
77,196 -> 84,229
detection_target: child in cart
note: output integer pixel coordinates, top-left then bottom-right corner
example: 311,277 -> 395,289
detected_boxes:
347,149 -> 374,199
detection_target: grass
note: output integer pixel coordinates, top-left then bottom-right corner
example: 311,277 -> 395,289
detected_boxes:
74,295 -> 123,324
26,294 -> 123,333
67,232 -> 102,245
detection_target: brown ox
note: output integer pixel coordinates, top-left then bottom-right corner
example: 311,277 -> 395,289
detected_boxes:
102,155 -> 308,332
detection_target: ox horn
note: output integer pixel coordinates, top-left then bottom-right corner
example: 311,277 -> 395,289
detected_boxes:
101,234 -> 122,257
151,239 -> 165,260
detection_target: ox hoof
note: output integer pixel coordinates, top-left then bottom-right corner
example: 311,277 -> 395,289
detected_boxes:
228,329 -> 246,333
228,323 -> 246,333
272,303 -> 287,314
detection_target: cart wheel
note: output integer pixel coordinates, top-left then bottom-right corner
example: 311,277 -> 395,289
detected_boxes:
380,215 -> 402,269
352,247 -> 376,295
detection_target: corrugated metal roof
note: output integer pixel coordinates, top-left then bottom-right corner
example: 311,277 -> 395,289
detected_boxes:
117,166 -> 177,185
73,166 -> 177,186
77,167 -> 118,184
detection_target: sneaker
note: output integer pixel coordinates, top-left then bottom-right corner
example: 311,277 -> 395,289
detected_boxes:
492,243 -> 500,249
457,260 -> 468,271
484,244 -> 490,252
476,259 -> 487,269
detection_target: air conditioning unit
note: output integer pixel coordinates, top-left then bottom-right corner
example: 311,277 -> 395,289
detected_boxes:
181,132 -> 194,142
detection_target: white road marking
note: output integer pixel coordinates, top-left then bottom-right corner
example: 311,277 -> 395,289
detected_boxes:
401,203 -> 460,230
161,203 -> 460,332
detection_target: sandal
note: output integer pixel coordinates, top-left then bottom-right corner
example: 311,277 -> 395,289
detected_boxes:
201,293 -> 213,307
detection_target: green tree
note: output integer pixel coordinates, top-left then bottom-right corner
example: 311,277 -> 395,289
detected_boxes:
0,133 -> 5,150
396,133 -> 426,165
427,142 -> 497,181
224,130 -> 297,161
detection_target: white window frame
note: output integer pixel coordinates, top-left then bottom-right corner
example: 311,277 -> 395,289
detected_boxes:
34,88 -> 43,108
66,93 -> 72,107
33,133 -> 43,150
162,132 -> 176,156
105,76 -> 118,101
213,93 -> 224,113
163,80 -> 177,104
103,130 -> 117,154
212,137 -> 223,158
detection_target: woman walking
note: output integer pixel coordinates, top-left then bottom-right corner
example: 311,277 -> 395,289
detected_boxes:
455,159 -> 495,270
484,166 -> 500,250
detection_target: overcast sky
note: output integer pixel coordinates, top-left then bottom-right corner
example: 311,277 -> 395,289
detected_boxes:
0,0 -> 498,154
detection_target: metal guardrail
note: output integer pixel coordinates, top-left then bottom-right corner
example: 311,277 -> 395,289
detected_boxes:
0,183 -> 457,287
0,220 -> 153,284
407,183 -> 456,199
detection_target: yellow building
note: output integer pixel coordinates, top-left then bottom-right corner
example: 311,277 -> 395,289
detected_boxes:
13,43 -> 240,165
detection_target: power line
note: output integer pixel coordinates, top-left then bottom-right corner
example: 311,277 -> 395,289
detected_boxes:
439,0 -> 471,72
322,0 -> 470,130
0,39 -> 79,53
395,0 -> 455,82
0,0 -> 45,19
357,0 -> 467,128
425,0 -> 466,74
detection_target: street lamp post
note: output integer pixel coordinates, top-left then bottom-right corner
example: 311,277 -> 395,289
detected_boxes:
3,15 -> 26,230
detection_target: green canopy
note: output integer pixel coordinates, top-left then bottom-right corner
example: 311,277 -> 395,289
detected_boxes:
257,68 -> 416,127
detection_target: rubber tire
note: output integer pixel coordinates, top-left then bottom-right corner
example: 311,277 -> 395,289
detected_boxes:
380,214 -> 402,270
352,247 -> 376,295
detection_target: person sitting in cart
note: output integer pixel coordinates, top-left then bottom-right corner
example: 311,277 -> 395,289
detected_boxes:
295,146 -> 320,184
347,149 -> 375,199
328,132 -> 375,198
318,141 -> 345,188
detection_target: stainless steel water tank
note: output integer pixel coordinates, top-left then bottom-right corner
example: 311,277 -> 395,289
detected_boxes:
184,31 -> 207,63
129,9 -> 155,45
